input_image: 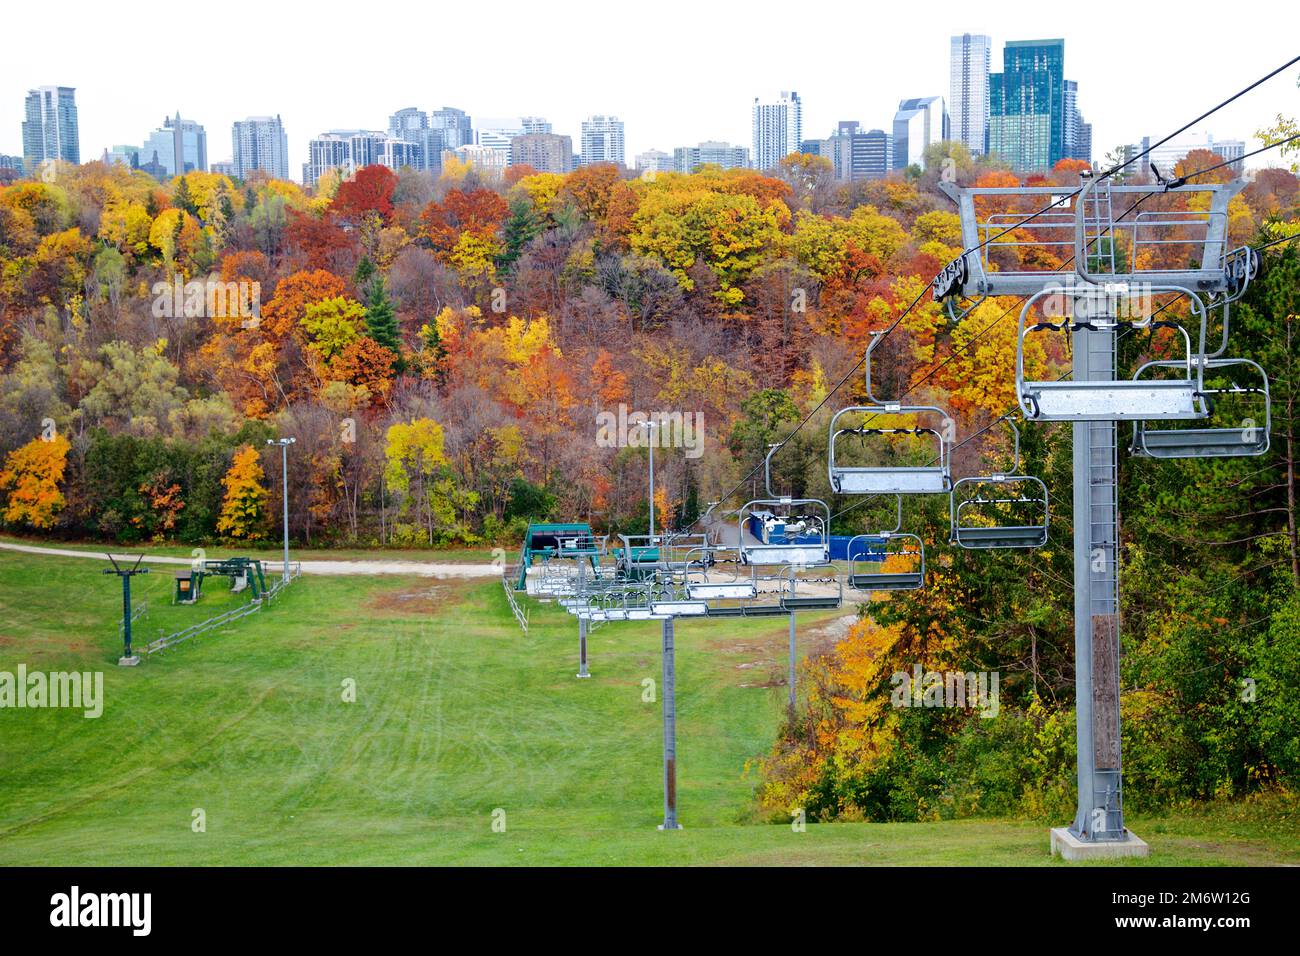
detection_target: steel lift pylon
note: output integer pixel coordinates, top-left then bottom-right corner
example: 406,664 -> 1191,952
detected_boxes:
936,171 -> 1256,856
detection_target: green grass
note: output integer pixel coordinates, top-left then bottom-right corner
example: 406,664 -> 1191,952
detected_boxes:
0,548 -> 1296,866
0,533 -> 496,564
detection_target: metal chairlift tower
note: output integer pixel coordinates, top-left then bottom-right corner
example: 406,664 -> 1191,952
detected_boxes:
936,171 -> 1252,855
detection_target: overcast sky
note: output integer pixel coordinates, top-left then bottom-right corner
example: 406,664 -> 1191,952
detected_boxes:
3,0 -> 1297,178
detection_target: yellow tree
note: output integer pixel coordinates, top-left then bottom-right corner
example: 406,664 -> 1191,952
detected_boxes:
0,434 -> 71,529
216,445 -> 269,540
384,418 -> 449,544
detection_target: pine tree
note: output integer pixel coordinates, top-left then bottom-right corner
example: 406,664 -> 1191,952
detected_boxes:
497,199 -> 542,274
364,277 -> 402,358
353,255 -> 376,290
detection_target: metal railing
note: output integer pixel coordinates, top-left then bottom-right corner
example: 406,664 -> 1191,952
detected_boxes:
145,562 -> 301,655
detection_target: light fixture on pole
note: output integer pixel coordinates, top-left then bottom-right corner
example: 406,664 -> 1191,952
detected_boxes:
266,437 -> 296,581
639,420 -> 660,538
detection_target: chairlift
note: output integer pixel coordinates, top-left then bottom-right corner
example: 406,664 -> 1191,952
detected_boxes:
1015,282 -> 1210,422
827,333 -> 953,495
1129,357 -> 1271,459
950,418 -> 1050,549
845,497 -> 926,591
738,445 -> 831,566
779,562 -> 843,611
682,545 -> 759,601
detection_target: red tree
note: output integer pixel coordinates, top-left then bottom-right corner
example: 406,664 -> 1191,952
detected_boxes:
332,165 -> 397,223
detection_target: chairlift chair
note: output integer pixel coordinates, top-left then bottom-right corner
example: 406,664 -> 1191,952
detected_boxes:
779,562 -> 843,611
1129,357 -> 1271,459
844,497 -> 926,591
827,334 -> 953,495
1015,281 -> 1211,422
949,418 -> 1050,549
738,445 -> 831,566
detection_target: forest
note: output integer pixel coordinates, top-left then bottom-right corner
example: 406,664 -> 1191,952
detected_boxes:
1,133 -> 1298,818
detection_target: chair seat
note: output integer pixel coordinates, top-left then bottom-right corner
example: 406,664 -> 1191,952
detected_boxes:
830,467 -> 949,495
781,596 -> 842,610
1024,380 -> 1203,422
1134,427 -> 1269,459
848,572 -> 923,591
953,525 -> 1048,549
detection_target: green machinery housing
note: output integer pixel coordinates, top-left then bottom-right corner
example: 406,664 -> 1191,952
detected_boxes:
174,557 -> 268,604
514,523 -> 598,590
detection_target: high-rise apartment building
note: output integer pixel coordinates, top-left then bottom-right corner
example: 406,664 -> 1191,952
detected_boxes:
825,122 -> 893,181
892,97 -> 948,171
304,129 -> 425,187
429,107 -> 473,149
672,141 -> 750,173
520,117 -> 552,135
634,149 -> 673,174
580,115 -> 625,167
988,39 -> 1066,172
141,113 -> 208,178
510,133 -> 574,174
388,108 -> 444,173
232,115 -> 289,180
950,34 -> 991,155
751,91 -> 802,171
22,86 -> 79,171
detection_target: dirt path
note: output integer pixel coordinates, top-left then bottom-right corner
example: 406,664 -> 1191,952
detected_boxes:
0,541 -> 500,579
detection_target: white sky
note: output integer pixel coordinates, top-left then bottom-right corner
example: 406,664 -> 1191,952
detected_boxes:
2,0 -> 1297,179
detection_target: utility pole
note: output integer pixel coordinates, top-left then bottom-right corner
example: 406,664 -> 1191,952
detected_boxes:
266,437 -> 296,581
103,554 -> 149,665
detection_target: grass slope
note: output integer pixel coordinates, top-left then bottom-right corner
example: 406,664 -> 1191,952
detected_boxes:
0,549 -> 1295,866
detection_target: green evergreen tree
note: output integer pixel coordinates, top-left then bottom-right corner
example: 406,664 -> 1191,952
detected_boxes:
353,255 -> 376,290
364,277 -> 402,360
496,199 -> 542,273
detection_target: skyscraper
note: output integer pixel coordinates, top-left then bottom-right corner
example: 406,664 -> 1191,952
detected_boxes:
476,118 -> 525,157
950,34 -> 991,155
892,97 -> 948,171
22,86 -> 79,171
142,113 -> 208,178
388,108 -> 444,173
580,115 -> 625,167
510,133 -> 574,174
825,122 -> 893,181
988,39 -> 1066,173
232,115 -> 289,180
429,107 -> 473,149
751,91 -> 802,171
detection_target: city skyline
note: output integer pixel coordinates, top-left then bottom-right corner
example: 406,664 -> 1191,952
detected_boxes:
3,2 -> 1295,181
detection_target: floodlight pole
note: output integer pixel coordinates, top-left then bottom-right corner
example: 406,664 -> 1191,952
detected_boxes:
266,437 -> 296,582
658,615 -> 680,830
640,421 -> 659,538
